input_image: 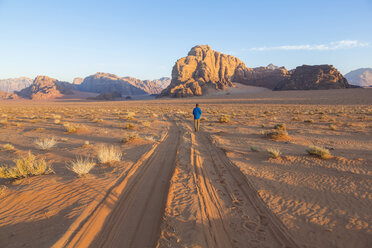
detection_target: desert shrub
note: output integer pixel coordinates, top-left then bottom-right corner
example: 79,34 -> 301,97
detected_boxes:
141,121 -> 151,127
307,146 -> 332,159
63,122 -> 88,134
219,115 -> 230,123
2,144 -> 15,150
67,156 -> 95,176
121,132 -> 139,143
98,145 -> 122,163
0,185 -> 7,195
35,137 -> 57,150
263,129 -> 290,140
54,119 -> 61,124
329,124 -> 337,130
250,146 -> 260,152
142,135 -> 156,142
304,119 -> 314,123
267,148 -> 281,158
0,152 -> 53,179
274,123 -> 286,131
200,117 -> 208,121
125,123 -> 136,130
125,112 -> 136,120
92,118 -> 103,123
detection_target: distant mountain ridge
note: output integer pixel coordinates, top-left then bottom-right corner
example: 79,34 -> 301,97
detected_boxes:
344,68 -> 372,87
77,73 -> 170,95
0,77 -> 33,92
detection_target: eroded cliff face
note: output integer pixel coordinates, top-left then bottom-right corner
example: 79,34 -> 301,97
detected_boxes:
160,45 -> 353,97
78,73 -> 167,95
274,65 -> 352,90
0,77 -> 33,93
161,45 -> 245,97
160,45 -> 289,97
17,76 -> 75,99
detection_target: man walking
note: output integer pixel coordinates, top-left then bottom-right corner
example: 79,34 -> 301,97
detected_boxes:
193,104 -> 202,132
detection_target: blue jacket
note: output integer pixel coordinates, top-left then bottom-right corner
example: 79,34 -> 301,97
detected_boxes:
193,107 -> 202,119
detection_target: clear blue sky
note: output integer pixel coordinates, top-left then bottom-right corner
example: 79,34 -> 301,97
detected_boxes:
0,0 -> 371,82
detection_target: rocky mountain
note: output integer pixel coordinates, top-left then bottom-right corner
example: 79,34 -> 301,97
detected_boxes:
0,77 -> 33,92
150,77 -> 171,89
344,68 -> 372,87
274,65 -> 352,90
160,45 -> 354,97
17,76 -> 75,99
73,77 -> 84,85
160,45 -> 289,97
0,91 -> 19,100
77,73 -> 168,95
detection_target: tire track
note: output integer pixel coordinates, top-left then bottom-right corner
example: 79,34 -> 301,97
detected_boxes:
158,120 -> 299,248
57,120 -> 180,248
194,122 -> 299,247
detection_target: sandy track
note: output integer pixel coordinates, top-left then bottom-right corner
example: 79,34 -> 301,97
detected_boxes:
55,120 -> 180,248
158,120 -> 299,247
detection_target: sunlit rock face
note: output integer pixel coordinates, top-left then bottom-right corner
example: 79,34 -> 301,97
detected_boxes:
17,76 -> 75,99
274,65 -> 352,90
160,45 -> 289,97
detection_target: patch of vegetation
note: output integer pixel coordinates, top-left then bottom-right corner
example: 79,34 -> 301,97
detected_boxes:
250,146 -> 260,152
329,124 -> 337,130
35,137 -> 57,150
267,148 -> 281,158
67,156 -> 96,176
304,119 -> 314,123
263,129 -> 290,141
121,132 -> 139,143
2,144 -> 15,150
0,152 -> 53,179
307,146 -> 332,159
125,123 -> 136,130
219,115 -> 230,123
63,122 -> 89,134
98,145 -> 122,163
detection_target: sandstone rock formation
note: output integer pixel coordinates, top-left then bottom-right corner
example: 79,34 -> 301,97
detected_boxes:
160,45 -> 354,97
17,76 -> 75,99
160,45 -> 289,97
73,77 -> 84,85
234,64 -> 289,89
274,65 -> 352,90
0,77 -> 33,92
77,73 -> 166,95
344,68 -> 372,87
0,91 -> 19,100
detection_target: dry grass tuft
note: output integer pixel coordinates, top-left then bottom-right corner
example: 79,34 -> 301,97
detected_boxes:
307,146 -> 332,159
121,132 -> 140,143
63,122 -> 89,134
2,144 -> 15,150
0,185 -> 8,195
98,145 -> 122,163
219,115 -> 230,123
125,123 -> 136,130
250,146 -> 260,152
267,148 -> 281,158
0,152 -> 53,179
263,129 -> 290,140
35,137 -> 57,150
67,156 -> 96,176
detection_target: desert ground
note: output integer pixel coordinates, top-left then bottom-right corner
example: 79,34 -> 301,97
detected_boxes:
0,87 -> 371,248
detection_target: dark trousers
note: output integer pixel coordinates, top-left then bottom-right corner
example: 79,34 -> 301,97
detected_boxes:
194,119 -> 200,131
